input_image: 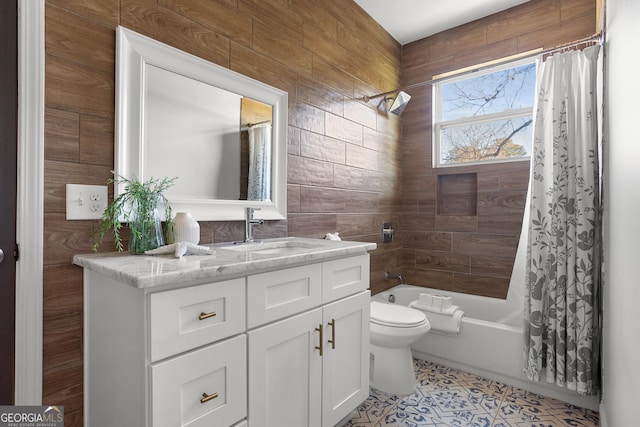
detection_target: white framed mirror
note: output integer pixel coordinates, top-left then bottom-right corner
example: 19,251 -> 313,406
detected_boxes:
115,26 -> 287,221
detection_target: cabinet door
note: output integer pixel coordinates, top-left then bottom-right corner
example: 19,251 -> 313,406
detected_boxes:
248,308 -> 323,427
151,334 -> 247,427
247,263 -> 322,328
322,291 -> 370,427
322,255 -> 369,303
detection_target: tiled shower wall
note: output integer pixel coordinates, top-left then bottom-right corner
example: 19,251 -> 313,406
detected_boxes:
43,0 -> 402,421
398,0 -> 596,298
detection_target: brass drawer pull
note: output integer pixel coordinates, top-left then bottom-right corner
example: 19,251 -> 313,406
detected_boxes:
315,324 -> 323,356
328,319 -> 336,350
198,311 -> 217,321
200,392 -> 219,404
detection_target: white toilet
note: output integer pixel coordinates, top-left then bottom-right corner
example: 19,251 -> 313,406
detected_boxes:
369,301 -> 431,395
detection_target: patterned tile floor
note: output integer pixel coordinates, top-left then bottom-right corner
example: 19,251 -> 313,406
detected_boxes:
346,359 -> 599,427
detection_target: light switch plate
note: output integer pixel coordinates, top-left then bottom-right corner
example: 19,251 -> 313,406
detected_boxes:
66,184 -> 108,220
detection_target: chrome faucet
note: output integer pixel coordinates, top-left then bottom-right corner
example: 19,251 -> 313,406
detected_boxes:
244,207 -> 264,243
384,271 -> 404,286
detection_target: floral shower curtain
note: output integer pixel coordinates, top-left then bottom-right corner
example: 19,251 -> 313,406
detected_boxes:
523,44 -> 602,396
247,123 -> 272,201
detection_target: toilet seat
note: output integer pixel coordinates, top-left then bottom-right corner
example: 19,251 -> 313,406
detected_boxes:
370,301 -> 427,328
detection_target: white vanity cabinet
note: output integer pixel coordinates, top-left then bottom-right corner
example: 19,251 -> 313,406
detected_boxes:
78,238 -> 375,427
247,255 -> 370,427
83,273 -> 248,427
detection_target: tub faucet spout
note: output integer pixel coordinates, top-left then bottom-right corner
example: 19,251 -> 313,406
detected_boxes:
384,271 -> 404,285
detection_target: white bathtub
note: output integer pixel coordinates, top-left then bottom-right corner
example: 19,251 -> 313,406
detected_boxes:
373,284 -> 600,411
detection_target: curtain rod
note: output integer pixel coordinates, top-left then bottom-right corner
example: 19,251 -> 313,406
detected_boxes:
241,120 -> 271,131
362,32 -> 604,102
246,120 -> 271,127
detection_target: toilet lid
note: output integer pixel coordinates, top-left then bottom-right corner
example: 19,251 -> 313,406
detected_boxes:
370,301 -> 427,328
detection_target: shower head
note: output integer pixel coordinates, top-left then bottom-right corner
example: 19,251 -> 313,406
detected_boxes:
385,91 -> 411,115
362,89 -> 412,115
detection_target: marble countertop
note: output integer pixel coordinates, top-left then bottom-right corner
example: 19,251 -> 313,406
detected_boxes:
73,237 -> 377,289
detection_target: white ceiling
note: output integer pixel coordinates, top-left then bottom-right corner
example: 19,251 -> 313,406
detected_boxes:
354,0 -> 531,45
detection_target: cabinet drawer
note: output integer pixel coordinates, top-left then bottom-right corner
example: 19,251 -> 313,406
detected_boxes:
149,278 -> 245,361
151,335 -> 247,427
247,263 -> 322,328
322,255 -> 369,303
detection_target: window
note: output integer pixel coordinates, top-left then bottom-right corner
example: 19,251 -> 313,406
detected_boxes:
433,58 -> 536,167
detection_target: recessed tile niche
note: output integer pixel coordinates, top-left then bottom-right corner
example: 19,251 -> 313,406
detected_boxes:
437,173 -> 478,216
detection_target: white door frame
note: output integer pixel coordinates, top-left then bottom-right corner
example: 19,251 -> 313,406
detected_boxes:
15,0 -> 44,404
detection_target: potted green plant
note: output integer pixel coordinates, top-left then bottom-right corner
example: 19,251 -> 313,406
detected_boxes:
93,173 -> 177,254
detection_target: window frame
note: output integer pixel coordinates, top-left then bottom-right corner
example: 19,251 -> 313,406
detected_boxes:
432,56 -> 537,168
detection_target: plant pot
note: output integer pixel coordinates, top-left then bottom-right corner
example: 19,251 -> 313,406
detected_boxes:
128,196 -> 165,254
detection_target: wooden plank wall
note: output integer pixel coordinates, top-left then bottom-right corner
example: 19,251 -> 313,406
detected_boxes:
43,0 -> 401,422
398,0 -> 596,298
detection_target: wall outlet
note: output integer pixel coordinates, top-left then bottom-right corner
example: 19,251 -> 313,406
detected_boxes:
66,184 -> 108,220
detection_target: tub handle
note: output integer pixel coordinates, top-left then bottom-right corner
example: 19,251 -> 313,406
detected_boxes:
328,319 -> 336,350
315,324 -> 323,356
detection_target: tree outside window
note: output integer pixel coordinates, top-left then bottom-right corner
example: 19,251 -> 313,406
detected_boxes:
433,58 -> 536,167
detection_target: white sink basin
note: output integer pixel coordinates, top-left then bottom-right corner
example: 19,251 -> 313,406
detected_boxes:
216,239 -> 328,256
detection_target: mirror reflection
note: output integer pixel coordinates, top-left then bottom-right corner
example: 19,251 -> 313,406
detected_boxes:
144,64 -> 273,202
